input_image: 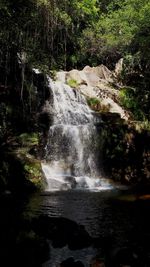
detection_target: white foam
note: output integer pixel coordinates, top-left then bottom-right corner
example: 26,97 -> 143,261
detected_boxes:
42,163 -> 114,192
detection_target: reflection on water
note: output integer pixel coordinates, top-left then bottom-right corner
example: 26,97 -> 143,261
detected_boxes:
44,246 -> 97,267
26,190 -> 136,239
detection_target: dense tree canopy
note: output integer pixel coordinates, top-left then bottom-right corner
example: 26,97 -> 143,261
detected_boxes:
0,0 -> 150,119
0,0 -> 149,68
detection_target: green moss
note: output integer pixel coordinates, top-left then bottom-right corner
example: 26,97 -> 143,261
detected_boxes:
49,70 -> 57,80
119,87 -> 136,109
18,132 -> 39,147
67,79 -> 78,88
87,97 -> 110,112
87,97 -> 100,106
13,132 -> 46,191
119,87 -> 145,120
14,147 -> 45,190
24,161 -> 45,190
87,97 -> 101,112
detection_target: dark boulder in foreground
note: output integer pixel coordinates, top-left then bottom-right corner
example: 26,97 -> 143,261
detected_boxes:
33,215 -> 92,249
60,257 -> 84,267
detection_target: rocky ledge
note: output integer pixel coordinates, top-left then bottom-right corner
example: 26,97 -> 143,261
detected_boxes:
55,59 -> 129,120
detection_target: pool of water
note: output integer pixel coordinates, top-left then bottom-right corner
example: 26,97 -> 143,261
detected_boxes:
24,188 -> 150,266
1,188 -> 150,266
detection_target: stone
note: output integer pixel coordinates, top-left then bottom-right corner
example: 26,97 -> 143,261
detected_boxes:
90,257 -> 105,267
106,247 -> 144,267
66,69 -> 87,86
60,257 -> 84,267
51,63 -> 130,128
60,257 -> 75,267
83,65 -> 113,81
114,58 -> 123,77
33,216 -> 92,249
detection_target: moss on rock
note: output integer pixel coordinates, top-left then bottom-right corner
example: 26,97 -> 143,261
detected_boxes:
0,132 -> 46,194
14,132 -> 46,191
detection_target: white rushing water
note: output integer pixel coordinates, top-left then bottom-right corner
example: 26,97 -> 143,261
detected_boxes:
41,77 -> 113,191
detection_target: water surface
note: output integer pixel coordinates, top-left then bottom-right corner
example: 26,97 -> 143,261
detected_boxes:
25,188 -> 150,266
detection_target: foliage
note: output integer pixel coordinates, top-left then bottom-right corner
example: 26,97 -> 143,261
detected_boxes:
18,132 -> 39,147
119,87 -> 145,120
134,120 -> 150,133
87,97 -> 100,106
0,0 -> 150,74
67,79 -> 78,88
14,136 -> 45,190
87,97 -> 110,112
24,161 -> 43,189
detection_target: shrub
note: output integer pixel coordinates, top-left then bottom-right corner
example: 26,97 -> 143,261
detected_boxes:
67,79 -> 78,88
18,133 -> 39,147
119,87 -> 145,120
87,97 -> 110,112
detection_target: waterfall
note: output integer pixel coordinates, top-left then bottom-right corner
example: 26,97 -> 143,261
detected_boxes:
41,77 -> 113,191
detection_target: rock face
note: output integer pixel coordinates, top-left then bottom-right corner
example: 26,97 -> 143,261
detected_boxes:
65,65 -> 114,87
56,61 -> 129,120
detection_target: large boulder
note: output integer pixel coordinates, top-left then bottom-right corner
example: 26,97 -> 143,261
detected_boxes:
60,257 -> 84,267
83,65 -> 113,82
65,65 -> 113,88
66,69 -> 87,86
33,215 -> 92,249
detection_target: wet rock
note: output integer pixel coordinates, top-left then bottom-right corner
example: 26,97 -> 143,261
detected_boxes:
60,257 -> 84,267
60,257 -> 75,267
64,176 -> 77,189
33,215 -> 92,250
67,224 -> 92,250
75,261 -> 85,267
101,112 -> 122,123
90,256 -> 105,267
105,246 -> 146,267
92,112 -> 103,126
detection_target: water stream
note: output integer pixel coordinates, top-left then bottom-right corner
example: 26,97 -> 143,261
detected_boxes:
42,77 -> 112,191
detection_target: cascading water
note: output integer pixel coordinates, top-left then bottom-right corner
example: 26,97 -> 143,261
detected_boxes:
41,77 -> 113,191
